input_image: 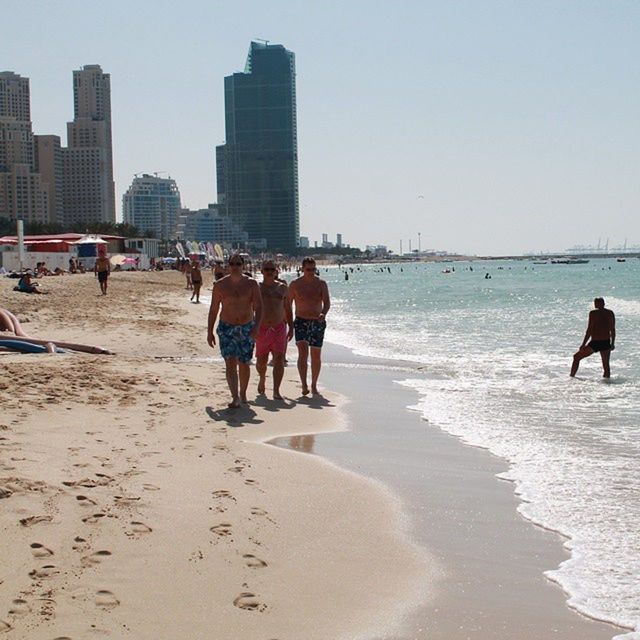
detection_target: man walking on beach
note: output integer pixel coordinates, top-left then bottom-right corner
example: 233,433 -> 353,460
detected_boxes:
255,260 -> 293,400
571,297 -> 616,378
289,257 -> 330,395
94,255 -> 111,295
207,254 -> 262,408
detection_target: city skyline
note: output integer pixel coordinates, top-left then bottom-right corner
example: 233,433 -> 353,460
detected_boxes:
2,1 -> 638,255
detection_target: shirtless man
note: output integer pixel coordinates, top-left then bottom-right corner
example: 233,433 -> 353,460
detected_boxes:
94,255 -> 111,295
255,260 -> 293,400
207,254 -> 262,408
190,260 -> 202,303
571,297 -> 616,378
289,257 -> 330,395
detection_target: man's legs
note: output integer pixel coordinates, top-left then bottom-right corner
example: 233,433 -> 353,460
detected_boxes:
272,352 -> 285,399
600,350 -> 611,378
310,347 -> 322,395
570,346 -> 593,377
297,341 -> 310,395
224,357 -> 240,408
256,354 -> 269,394
238,362 -> 250,404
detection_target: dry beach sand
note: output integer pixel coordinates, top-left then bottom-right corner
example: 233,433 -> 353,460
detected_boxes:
0,270 -> 435,639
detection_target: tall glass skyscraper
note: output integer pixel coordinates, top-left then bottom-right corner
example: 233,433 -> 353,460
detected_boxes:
216,42 -> 299,252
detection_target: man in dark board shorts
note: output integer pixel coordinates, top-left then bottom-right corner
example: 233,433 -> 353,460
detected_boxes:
94,255 -> 111,295
289,257 -> 330,395
570,297 -> 616,378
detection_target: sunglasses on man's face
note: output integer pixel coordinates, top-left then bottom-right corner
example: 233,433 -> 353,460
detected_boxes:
263,267 -> 276,272
229,262 -> 243,266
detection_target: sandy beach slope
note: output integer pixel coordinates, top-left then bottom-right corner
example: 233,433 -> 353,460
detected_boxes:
0,270 -> 436,639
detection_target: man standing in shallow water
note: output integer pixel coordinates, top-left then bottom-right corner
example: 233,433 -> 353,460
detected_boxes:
207,254 -> 262,408
289,257 -> 330,395
571,297 -> 616,378
255,260 -> 293,400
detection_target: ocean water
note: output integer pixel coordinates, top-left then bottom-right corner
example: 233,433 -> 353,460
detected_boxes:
321,258 -> 639,639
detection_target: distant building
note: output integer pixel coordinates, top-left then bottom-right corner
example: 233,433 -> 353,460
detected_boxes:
34,135 -> 63,223
178,204 -> 248,247
216,41 -> 299,252
299,236 -> 309,249
0,72 -> 50,223
366,245 -> 388,257
124,237 -> 161,259
123,174 -> 181,240
336,233 -> 343,248
321,233 -> 334,249
63,65 -> 115,225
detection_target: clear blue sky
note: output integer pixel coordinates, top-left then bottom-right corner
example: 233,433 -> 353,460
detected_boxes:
3,0 -> 639,254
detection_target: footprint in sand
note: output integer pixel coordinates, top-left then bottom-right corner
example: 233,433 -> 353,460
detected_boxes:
130,521 -> 152,533
8,599 -> 31,617
19,515 -> 53,527
210,524 -> 233,537
212,490 -> 236,501
95,590 -> 119,609
242,554 -> 268,568
157,462 -> 172,468
0,620 -> 12,632
81,550 -> 112,566
114,495 -> 140,504
244,479 -> 258,486
30,543 -> 54,557
76,495 -> 98,506
250,507 -> 268,516
227,466 -> 244,474
233,592 -> 266,611
28,565 -> 59,580
142,483 -> 160,491
81,513 -> 106,524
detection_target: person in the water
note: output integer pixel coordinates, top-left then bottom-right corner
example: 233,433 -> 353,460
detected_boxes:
570,297 -> 616,378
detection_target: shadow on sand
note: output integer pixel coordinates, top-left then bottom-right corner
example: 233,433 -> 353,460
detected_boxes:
251,395 -> 297,413
295,394 -> 335,410
206,405 -> 264,428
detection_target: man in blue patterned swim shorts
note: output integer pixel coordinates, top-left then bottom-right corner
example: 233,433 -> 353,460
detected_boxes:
289,257 -> 331,396
207,254 -> 262,408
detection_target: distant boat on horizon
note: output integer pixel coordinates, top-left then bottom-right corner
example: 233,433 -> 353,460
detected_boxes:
551,257 -> 590,264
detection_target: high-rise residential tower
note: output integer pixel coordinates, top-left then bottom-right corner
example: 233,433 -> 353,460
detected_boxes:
63,65 -> 115,225
0,71 -> 49,222
123,174 -> 181,240
216,42 -> 299,252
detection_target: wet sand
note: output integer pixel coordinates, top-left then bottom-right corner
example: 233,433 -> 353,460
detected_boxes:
272,342 -> 622,640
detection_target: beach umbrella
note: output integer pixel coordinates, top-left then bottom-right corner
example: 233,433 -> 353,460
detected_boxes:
73,235 -> 108,245
176,242 -> 185,257
214,244 -> 224,260
109,254 -> 127,266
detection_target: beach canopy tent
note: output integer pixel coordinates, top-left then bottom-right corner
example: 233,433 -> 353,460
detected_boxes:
0,233 -> 122,254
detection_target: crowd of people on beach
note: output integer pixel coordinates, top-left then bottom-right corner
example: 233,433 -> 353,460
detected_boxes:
1,250 -> 617,385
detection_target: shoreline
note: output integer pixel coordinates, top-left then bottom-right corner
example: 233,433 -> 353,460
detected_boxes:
270,341 -> 623,639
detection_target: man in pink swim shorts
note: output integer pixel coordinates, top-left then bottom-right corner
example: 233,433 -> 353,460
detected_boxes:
255,260 -> 293,400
